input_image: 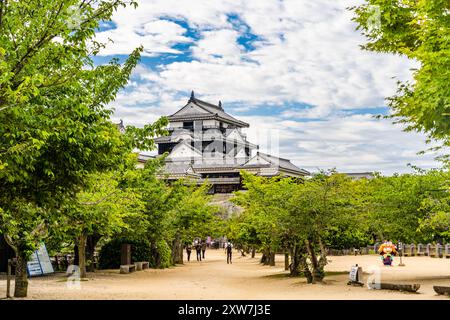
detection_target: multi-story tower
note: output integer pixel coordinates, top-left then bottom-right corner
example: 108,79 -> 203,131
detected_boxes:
141,92 -> 309,193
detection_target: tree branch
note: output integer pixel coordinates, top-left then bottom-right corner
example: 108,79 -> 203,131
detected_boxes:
3,233 -> 18,253
10,1 -> 65,83
80,191 -> 119,205
0,0 -> 4,30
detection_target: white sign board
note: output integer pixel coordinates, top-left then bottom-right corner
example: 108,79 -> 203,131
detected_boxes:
36,243 -> 54,274
27,243 -> 54,277
349,266 -> 360,282
27,252 -> 44,277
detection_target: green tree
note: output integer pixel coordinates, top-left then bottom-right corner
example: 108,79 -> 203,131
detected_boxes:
232,171 -> 366,282
289,172 -> 362,282
123,158 -> 220,266
63,170 -> 145,278
167,182 -> 220,264
350,1 -> 450,153
417,173 -> 450,242
232,172 -> 295,266
0,0 -> 167,297
364,170 -> 449,243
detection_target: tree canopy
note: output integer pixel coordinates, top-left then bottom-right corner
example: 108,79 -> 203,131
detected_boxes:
227,169 -> 450,282
350,1 -> 450,154
0,0 -> 167,297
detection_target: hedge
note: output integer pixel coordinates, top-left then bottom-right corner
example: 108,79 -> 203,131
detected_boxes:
98,238 -> 152,269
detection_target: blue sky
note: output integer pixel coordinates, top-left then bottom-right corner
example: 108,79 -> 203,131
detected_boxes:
91,0 -> 444,175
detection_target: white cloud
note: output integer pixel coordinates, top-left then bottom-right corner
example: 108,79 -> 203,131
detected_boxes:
98,0 -> 417,110
103,0 -> 442,174
95,17 -> 192,56
192,29 -> 243,64
239,114 -> 445,175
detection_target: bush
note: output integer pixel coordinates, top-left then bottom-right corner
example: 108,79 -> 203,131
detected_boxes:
325,227 -> 372,250
149,239 -> 172,269
98,238 -> 152,269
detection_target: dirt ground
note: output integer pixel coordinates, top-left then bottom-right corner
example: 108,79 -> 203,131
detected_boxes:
1,249 -> 449,300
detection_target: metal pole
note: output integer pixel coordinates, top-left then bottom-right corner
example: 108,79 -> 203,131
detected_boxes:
6,259 -> 11,298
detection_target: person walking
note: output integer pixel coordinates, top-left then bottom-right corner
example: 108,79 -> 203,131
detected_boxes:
195,241 -> 202,261
201,240 -> 207,259
226,241 -> 233,264
185,243 -> 192,262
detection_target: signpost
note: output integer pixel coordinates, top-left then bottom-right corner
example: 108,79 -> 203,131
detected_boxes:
36,244 -> 53,274
347,264 -> 363,286
6,259 -> 13,298
27,243 -> 54,277
27,251 -> 43,276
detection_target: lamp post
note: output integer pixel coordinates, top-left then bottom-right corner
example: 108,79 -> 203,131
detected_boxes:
398,241 -> 405,266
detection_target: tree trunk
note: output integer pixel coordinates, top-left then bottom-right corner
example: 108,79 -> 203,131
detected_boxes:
73,244 -> 79,266
54,255 -> 60,271
269,251 -> 276,266
289,247 -> 300,276
251,248 -> 255,258
178,242 -> 183,263
151,241 -> 161,268
78,233 -> 87,279
317,238 -> 328,281
300,255 -> 313,283
306,239 -> 324,283
172,235 -> 183,264
261,250 -> 269,265
291,244 -> 311,282
86,234 -> 101,272
14,252 -> 28,298
284,253 -> 289,271
289,244 -> 312,281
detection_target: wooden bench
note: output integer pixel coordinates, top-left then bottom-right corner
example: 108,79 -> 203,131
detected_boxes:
135,261 -> 150,271
368,282 -> 420,293
120,264 -> 136,274
433,286 -> 450,295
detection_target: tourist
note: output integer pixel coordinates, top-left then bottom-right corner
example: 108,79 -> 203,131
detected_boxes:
185,243 -> 192,262
195,241 -> 202,261
201,240 -> 207,259
226,241 -> 233,264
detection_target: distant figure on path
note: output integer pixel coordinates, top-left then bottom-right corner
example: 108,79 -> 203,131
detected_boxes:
185,243 -> 192,262
201,241 -> 207,259
195,241 -> 202,261
226,241 -> 233,264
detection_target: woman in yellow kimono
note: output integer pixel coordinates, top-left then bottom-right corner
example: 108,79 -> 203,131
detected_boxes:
378,241 -> 397,266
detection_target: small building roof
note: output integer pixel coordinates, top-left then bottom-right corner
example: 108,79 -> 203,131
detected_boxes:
243,152 -> 310,176
137,153 -> 155,163
169,93 -> 249,128
157,161 -> 201,180
342,172 -> 375,180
